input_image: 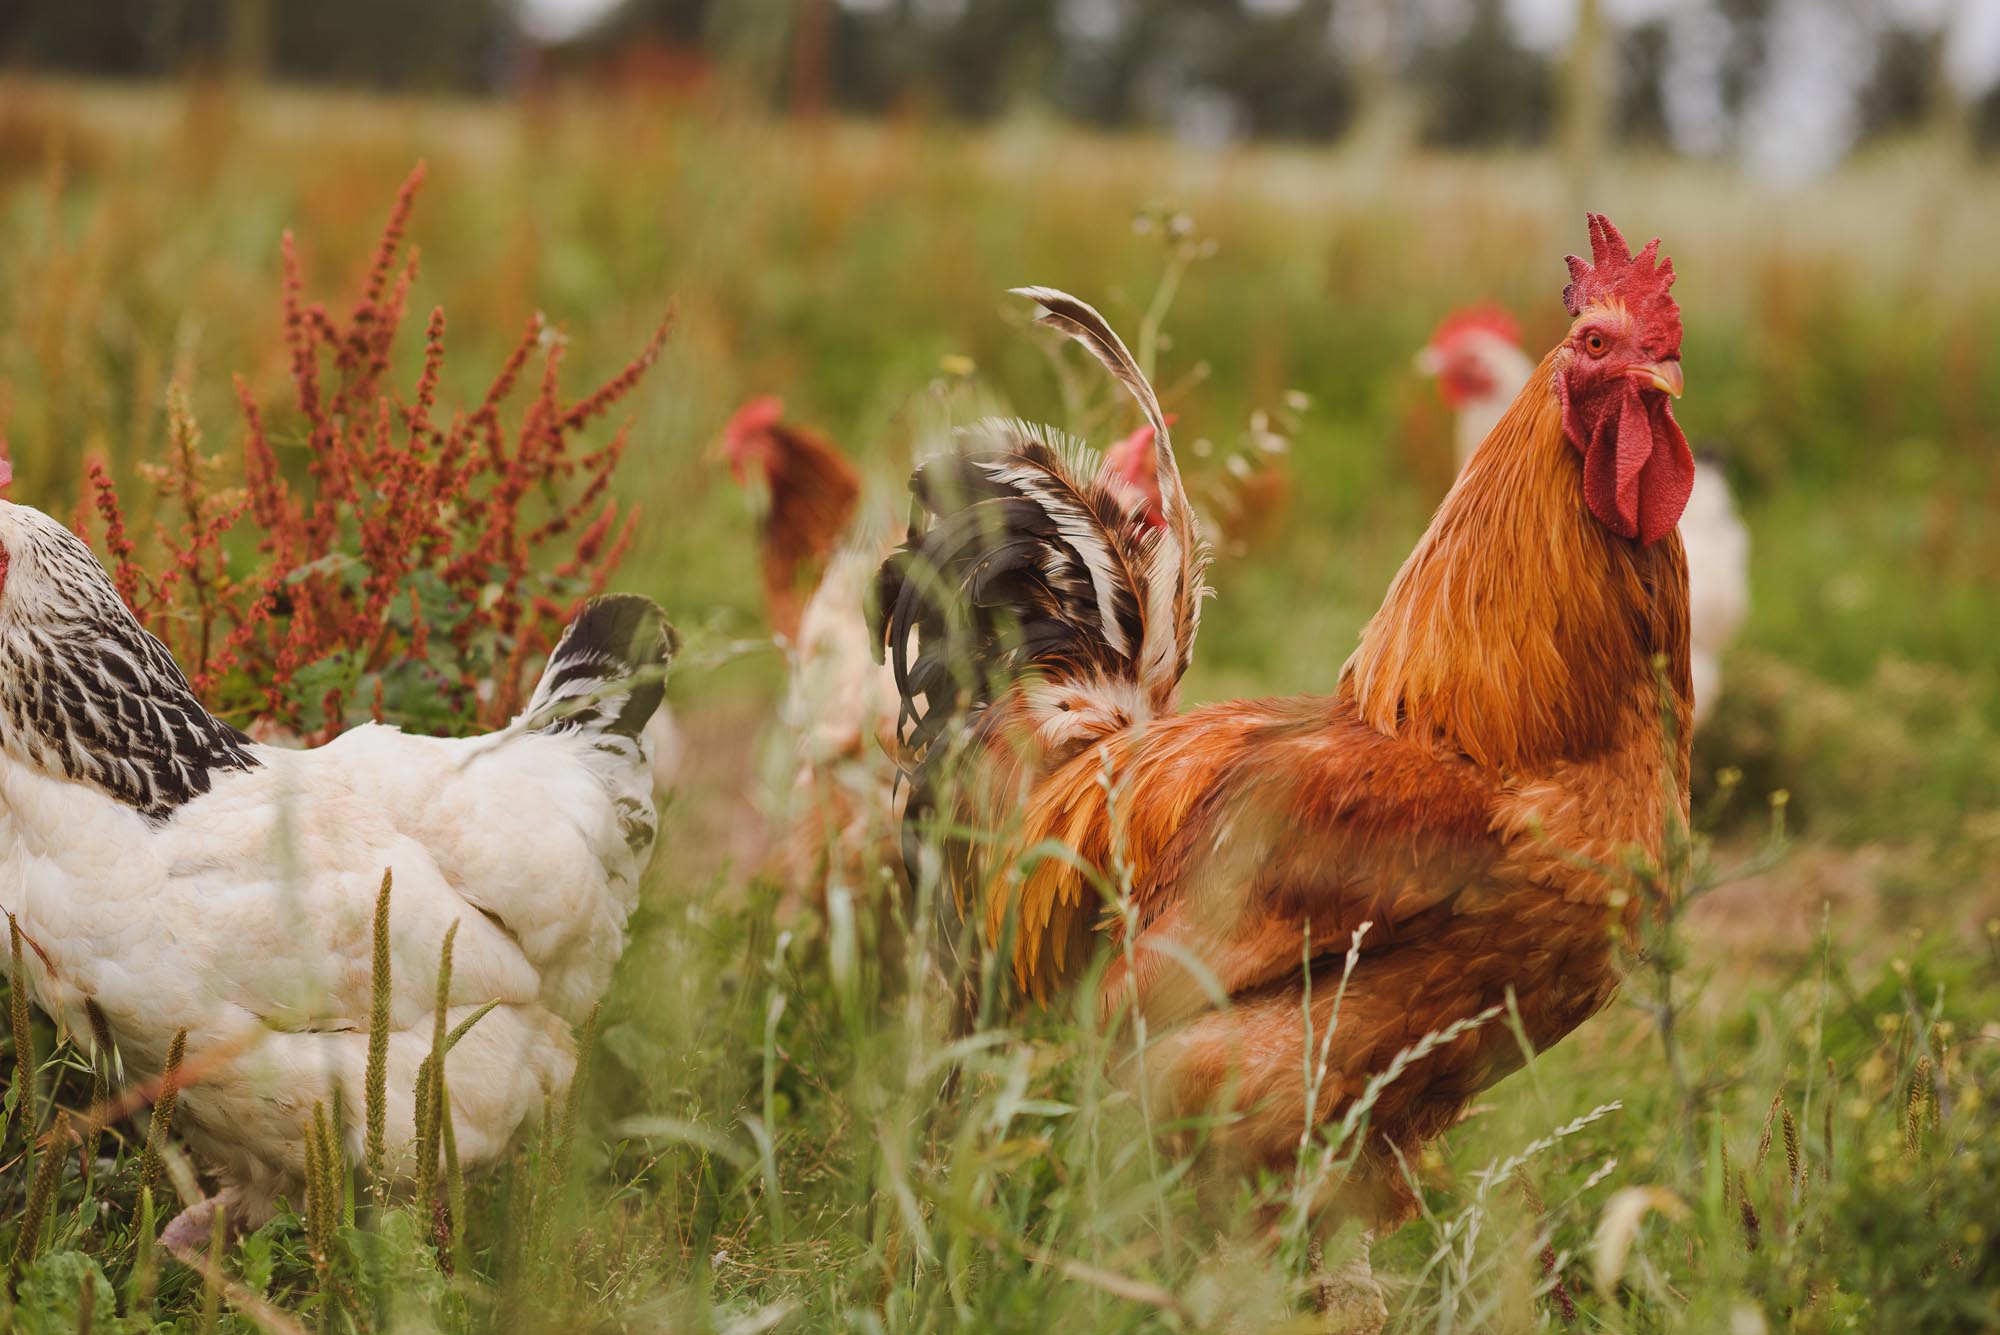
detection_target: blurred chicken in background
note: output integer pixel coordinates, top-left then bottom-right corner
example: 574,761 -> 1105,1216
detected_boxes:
1418,303 -> 1749,725
721,398 -> 903,913
723,395 -> 862,645
1107,413 -> 1295,557
1413,306 -> 1537,472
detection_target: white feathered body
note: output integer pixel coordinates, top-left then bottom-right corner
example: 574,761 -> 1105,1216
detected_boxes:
1680,467 -> 1751,722
770,541 -> 905,902
1441,333 -> 1537,473
783,543 -> 903,769
0,500 -> 671,1222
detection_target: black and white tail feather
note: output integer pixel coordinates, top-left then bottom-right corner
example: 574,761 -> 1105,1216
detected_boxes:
872,287 -> 1210,794
521,593 -> 678,856
524,593 -> 679,743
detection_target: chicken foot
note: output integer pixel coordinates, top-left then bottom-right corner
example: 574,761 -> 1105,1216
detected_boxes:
1308,1230 -> 1387,1335
158,1186 -> 244,1261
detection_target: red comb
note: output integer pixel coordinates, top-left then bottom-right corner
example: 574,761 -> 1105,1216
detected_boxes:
724,395 -> 784,445
1429,304 -> 1520,352
1562,214 -> 1678,332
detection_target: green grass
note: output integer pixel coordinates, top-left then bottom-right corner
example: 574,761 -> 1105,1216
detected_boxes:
2,75 -> 1999,1332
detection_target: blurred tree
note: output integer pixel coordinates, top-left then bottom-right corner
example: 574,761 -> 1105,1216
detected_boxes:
1186,0 -> 1351,141
1339,0 -> 1411,152
5,0 -> 1986,166
0,0 -> 510,89
1862,24 -> 1939,133
0,0 -> 219,76
1860,19 -> 1971,152
269,0 -> 511,88
894,0 -> 1060,121
1976,84 -> 2000,154
1102,0 -> 1350,142
225,0 -> 270,81
1561,0 -> 1608,209
1410,0 -> 1551,148
789,0 -> 831,117
609,0 -> 712,46
1616,18 -> 1671,148
1712,0 -> 1776,131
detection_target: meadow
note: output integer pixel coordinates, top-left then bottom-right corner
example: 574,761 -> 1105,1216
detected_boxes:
2,74 -> 1998,1332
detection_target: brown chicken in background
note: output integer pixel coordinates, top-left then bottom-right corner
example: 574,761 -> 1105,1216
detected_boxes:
875,217 -> 1694,1318
723,394 -> 862,643
723,397 -> 903,913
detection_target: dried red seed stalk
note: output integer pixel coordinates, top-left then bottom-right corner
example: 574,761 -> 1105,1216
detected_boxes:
74,165 -> 667,740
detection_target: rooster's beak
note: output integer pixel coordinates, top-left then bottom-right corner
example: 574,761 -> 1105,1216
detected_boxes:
1627,359 -> 1684,399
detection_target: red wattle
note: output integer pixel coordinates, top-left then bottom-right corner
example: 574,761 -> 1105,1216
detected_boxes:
1560,374 -> 1694,545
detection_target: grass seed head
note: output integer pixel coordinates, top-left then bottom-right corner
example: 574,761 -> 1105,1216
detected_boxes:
11,1111 -> 71,1269
364,869 -> 392,1197
137,1028 -> 187,1198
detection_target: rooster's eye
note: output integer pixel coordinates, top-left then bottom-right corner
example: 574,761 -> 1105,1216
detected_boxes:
1583,330 -> 1608,357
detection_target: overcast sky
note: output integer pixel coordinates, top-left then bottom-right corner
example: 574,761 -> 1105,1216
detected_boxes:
515,0 -> 2000,177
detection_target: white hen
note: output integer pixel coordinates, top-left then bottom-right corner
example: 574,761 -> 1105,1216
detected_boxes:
769,538 -> 907,905
1417,306 -> 1749,725
0,499 -> 676,1242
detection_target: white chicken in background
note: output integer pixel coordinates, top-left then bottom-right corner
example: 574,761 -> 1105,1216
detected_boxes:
1413,306 -> 1538,471
783,538 -> 903,770
1417,304 -> 1749,724
0,499 -> 677,1246
770,537 -> 907,905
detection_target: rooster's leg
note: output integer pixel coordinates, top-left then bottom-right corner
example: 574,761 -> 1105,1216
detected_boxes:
159,1186 -> 243,1260
1311,1229 -> 1386,1335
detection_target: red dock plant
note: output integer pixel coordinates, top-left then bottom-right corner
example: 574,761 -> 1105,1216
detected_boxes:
76,164 -> 670,741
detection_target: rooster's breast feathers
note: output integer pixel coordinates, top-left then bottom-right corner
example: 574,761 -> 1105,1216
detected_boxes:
1004,696 -> 1504,1009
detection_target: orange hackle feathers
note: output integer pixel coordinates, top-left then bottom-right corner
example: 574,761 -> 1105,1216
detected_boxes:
1345,347 -> 1691,772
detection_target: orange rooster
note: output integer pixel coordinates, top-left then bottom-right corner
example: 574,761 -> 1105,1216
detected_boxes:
723,395 -> 862,643
875,217 -> 1693,1310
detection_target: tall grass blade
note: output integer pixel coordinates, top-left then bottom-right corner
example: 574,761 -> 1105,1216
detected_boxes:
548,1002 -> 600,1205
365,870 -> 392,1199
441,1070 -> 467,1274
306,1101 -> 340,1273
12,1111 -> 70,1268
130,1187 -> 157,1318
138,1029 -> 188,1198
81,1001 -> 114,1186
414,922 -> 457,1212
198,1204 -> 225,1335
10,917 -> 37,1161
